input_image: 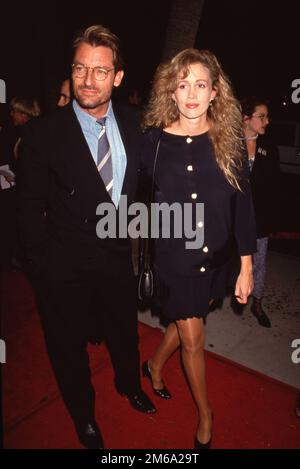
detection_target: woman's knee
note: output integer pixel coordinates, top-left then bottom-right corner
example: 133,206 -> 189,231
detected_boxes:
181,336 -> 204,354
176,317 -> 205,352
179,328 -> 205,353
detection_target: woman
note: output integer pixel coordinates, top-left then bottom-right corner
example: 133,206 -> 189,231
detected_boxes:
140,49 -> 256,449
236,97 -> 280,328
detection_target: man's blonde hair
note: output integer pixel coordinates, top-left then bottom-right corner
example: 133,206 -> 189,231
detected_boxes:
73,25 -> 124,72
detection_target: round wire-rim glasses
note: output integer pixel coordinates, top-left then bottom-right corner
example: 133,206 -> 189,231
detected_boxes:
72,64 -> 114,81
251,113 -> 270,122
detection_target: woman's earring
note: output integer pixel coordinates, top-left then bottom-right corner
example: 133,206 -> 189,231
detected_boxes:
209,100 -> 213,108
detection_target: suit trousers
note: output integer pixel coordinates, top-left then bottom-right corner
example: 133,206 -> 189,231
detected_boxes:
35,247 -> 140,425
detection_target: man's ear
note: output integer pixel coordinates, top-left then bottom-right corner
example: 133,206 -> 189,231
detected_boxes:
114,70 -> 124,88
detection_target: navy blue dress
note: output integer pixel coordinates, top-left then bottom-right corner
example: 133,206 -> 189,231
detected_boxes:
141,129 -> 256,320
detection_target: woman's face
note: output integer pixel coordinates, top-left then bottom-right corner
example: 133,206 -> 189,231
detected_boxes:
172,62 -> 216,121
244,104 -> 270,135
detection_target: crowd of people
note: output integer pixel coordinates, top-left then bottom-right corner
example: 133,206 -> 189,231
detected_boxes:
0,23 -> 295,450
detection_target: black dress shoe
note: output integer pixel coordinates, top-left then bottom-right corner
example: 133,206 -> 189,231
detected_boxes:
142,360 -> 172,399
76,421 -> 104,449
251,298 -> 271,328
121,389 -> 157,414
194,435 -> 212,450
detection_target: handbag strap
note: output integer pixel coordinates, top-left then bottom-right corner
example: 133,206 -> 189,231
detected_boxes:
143,137 -> 161,268
150,139 -> 161,202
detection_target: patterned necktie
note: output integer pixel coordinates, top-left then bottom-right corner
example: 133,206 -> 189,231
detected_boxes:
97,117 -> 113,197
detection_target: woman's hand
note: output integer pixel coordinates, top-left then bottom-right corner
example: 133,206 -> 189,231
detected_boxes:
234,255 -> 253,304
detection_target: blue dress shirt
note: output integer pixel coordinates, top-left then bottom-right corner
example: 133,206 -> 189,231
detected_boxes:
73,100 -> 127,207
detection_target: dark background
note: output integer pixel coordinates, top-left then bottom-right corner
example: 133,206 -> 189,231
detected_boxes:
1,0 -> 299,120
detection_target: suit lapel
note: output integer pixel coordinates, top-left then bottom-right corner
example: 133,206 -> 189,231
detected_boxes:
60,102 -> 140,202
63,104 -> 111,202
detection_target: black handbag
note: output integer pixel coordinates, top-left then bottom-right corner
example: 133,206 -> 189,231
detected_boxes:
138,237 -> 153,301
137,139 -> 161,302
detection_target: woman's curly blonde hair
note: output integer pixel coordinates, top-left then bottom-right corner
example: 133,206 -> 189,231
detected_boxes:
143,48 -> 244,190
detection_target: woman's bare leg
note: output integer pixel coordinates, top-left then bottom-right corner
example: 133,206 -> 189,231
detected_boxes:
148,322 -> 180,389
176,317 -> 212,444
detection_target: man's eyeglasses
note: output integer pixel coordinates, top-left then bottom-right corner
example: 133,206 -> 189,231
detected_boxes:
252,114 -> 270,122
72,64 -> 114,81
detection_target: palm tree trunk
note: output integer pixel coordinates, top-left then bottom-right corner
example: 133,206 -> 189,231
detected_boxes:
162,0 -> 205,62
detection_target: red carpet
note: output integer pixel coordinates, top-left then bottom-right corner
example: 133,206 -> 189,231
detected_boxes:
1,271 -> 300,449
272,232 -> 300,240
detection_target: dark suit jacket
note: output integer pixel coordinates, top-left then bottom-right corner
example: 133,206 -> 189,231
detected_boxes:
250,135 -> 281,237
17,101 -> 142,278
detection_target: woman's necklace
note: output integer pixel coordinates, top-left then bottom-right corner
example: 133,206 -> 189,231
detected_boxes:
242,133 -> 258,141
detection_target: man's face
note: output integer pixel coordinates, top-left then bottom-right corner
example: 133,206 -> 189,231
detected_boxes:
72,43 -> 124,117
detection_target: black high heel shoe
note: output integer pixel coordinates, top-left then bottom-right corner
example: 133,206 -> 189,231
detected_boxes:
194,435 -> 212,450
142,360 -> 172,399
194,413 -> 213,449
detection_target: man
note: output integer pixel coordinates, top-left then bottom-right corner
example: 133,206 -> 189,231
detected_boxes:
57,79 -> 71,107
17,25 -> 156,449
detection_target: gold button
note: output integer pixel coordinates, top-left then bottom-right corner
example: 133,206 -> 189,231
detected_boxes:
191,193 -> 198,199
203,246 -> 208,253
186,137 -> 193,143
187,165 -> 193,171
200,266 -> 206,272
197,221 -> 203,228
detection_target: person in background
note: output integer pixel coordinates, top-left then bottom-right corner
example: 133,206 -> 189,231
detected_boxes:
0,96 -> 40,270
57,79 -> 71,107
9,96 -> 41,162
140,48 -> 256,449
231,97 -> 280,328
17,24 -> 155,450
128,87 -> 142,106
9,96 -> 40,128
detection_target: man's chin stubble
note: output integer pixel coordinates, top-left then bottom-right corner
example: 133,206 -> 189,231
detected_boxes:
77,99 -> 101,109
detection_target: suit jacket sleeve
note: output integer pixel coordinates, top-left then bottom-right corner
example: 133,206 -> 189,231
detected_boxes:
234,161 -> 257,256
17,121 -> 50,274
